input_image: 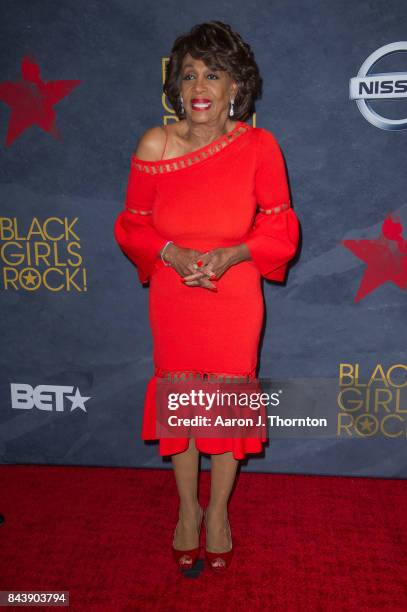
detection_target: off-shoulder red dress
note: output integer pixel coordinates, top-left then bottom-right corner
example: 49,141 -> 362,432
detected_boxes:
114,120 -> 300,459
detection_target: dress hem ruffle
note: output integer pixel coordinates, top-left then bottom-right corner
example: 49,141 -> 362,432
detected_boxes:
141,375 -> 267,460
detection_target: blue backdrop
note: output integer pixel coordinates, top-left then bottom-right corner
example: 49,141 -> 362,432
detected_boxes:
1,0 -> 406,477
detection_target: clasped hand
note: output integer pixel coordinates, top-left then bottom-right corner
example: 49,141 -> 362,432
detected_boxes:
163,243 -> 249,290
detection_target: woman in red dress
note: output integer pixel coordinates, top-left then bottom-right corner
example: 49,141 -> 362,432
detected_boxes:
114,21 -> 300,573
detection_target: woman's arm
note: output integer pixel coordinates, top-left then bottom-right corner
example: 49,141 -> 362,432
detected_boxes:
239,128 -> 300,281
113,136 -> 170,284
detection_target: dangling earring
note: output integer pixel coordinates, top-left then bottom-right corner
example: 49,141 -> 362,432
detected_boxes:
229,98 -> 235,117
180,95 -> 184,115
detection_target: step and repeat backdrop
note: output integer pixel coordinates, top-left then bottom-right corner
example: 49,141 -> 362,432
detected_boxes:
1,0 -> 406,476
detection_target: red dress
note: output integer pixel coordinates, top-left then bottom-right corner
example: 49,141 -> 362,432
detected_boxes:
114,120 -> 300,459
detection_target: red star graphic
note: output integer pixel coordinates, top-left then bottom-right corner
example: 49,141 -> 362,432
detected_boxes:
342,214 -> 407,302
0,55 -> 80,146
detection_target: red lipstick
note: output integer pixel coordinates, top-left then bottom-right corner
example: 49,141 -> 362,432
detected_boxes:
191,99 -> 212,111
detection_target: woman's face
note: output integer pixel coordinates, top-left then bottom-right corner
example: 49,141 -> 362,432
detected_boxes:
179,53 -> 238,124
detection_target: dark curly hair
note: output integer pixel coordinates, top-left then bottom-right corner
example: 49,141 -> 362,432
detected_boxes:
163,21 -> 263,121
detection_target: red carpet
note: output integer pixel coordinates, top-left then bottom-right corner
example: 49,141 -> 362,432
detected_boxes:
1,465 -> 406,611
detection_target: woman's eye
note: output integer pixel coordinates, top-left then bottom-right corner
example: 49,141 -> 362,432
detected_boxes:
182,73 -> 219,80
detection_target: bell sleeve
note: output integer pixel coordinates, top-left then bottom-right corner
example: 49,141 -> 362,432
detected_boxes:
113,159 -> 169,285
243,128 -> 300,282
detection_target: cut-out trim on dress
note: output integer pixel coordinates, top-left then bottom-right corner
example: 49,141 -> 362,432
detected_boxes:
132,122 -> 251,175
126,208 -> 152,215
258,203 -> 290,215
154,366 -> 256,382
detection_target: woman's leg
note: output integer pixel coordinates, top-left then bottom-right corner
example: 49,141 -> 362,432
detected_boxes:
171,438 -> 202,558
206,451 -> 239,553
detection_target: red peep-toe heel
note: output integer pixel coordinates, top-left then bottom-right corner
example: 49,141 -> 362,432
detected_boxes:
204,510 -> 233,573
172,505 -> 204,571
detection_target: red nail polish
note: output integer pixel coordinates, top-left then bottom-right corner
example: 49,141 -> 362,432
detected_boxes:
197,260 -> 203,267
180,278 -> 186,283
210,287 -> 218,292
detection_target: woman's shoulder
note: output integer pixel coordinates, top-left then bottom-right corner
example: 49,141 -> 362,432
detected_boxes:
251,125 -> 280,147
250,126 -> 286,162
133,125 -> 167,161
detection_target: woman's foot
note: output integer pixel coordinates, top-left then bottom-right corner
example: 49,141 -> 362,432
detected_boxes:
204,506 -> 233,570
172,503 -> 204,568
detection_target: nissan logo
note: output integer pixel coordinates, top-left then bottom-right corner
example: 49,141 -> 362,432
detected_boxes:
349,41 -> 407,130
